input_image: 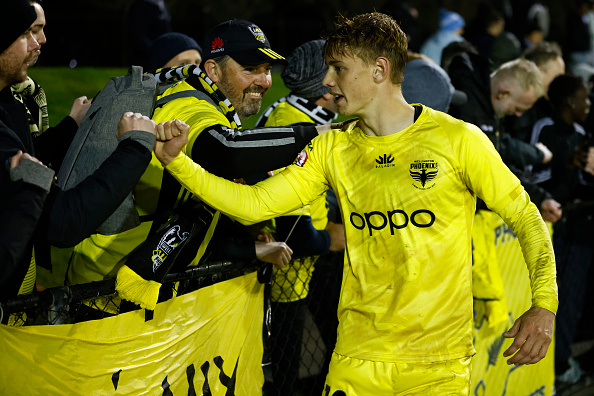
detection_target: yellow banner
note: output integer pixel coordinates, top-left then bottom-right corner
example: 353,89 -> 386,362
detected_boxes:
0,272 -> 264,395
472,210 -> 554,396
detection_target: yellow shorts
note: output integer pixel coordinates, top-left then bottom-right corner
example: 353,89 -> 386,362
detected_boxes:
323,352 -> 471,395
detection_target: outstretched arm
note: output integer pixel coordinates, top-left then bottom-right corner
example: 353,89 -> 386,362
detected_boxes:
44,113 -> 158,247
155,128 -> 309,225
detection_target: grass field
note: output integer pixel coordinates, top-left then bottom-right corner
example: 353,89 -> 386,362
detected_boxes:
27,67 -> 347,129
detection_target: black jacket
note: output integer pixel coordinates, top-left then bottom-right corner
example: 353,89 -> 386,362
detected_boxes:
447,49 -> 552,206
0,86 -> 154,297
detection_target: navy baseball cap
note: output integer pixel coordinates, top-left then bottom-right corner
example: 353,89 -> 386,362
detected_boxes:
202,19 -> 286,66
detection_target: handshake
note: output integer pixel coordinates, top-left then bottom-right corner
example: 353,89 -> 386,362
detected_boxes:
116,112 -> 190,166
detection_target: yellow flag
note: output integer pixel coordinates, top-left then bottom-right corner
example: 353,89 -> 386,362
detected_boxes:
0,272 -> 264,395
472,210 -> 554,395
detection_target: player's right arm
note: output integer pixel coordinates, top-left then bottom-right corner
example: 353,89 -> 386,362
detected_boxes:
155,126 -> 329,225
155,93 -> 319,180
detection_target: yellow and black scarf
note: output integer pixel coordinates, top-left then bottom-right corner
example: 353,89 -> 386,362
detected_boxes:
154,65 -> 241,129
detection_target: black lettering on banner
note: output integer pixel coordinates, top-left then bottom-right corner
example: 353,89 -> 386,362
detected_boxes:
324,385 -> 348,396
162,376 -> 173,396
201,361 -> 212,396
111,369 -> 122,390
213,355 -> 239,396
112,355 -> 240,394
494,225 -> 502,245
187,364 -> 196,396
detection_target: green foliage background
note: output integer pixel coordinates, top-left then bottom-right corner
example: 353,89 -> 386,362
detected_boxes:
27,67 -> 314,129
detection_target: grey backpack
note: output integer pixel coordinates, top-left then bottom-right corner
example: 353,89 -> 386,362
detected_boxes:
56,65 -> 214,235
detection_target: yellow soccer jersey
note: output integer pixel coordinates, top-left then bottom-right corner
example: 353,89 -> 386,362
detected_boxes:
263,99 -> 328,226
68,80 -> 225,287
165,105 -> 558,363
263,99 -> 329,302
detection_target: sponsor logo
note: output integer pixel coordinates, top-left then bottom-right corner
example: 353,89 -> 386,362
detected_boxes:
295,150 -> 308,167
152,225 -> 189,272
376,154 -> 394,168
211,37 -> 224,52
248,25 -> 266,43
350,209 -> 435,236
409,160 -> 438,189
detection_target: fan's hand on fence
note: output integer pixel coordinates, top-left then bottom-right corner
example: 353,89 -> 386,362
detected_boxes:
255,241 -> 293,269
154,119 -> 190,165
116,112 -> 156,139
502,306 -> 555,365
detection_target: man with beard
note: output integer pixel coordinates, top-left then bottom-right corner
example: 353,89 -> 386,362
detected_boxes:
154,12 -> 558,394
0,0 -> 161,308
68,20 -> 323,315
11,0 -> 92,173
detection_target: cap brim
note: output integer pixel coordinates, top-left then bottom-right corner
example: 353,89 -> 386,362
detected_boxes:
230,48 -> 287,66
451,90 -> 468,106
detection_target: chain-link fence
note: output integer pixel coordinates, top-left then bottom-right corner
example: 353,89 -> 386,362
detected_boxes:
1,253 -> 345,395
263,250 -> 344,396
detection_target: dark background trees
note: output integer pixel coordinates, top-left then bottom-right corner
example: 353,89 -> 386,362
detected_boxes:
39,0 -> 570,67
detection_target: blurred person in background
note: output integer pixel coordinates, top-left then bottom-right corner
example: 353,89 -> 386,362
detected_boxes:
145,32 -> 202,71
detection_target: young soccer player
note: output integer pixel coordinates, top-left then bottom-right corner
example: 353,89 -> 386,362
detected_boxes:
153,12 -> 557,394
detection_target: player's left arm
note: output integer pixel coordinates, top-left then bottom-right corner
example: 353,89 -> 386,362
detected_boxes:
459,123 -> 557,366
496,192 -> 556,366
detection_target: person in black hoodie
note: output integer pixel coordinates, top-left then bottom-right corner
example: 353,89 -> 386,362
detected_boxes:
0,0 -> 161,305
445,41 -> 562,223
533,74 -> 594,388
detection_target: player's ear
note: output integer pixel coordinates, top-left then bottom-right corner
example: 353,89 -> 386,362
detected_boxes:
204,59 -> 221,83
373,57 -> 390,83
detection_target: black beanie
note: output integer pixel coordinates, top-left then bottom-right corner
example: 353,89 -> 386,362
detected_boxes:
0,0 -> 37,55
281,39 -> 329,99
146,32 -> 202,70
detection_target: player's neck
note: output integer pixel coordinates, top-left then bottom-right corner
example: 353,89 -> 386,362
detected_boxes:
359,92 -> 415,137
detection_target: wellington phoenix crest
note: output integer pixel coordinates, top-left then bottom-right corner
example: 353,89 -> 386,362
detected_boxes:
409,160 -> 438,189
248,25 -> 266,43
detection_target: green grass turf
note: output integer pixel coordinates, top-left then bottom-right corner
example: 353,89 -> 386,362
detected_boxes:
27,67 -> 350,128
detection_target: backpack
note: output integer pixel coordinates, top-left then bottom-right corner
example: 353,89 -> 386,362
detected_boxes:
56,65 -> 216,235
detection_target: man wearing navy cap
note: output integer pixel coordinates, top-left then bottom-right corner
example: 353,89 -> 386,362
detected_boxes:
69,20 -> 325,313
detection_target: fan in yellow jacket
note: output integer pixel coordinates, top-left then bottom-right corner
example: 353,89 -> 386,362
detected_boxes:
154,13 -> 557,394
68,20 -> 320,316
